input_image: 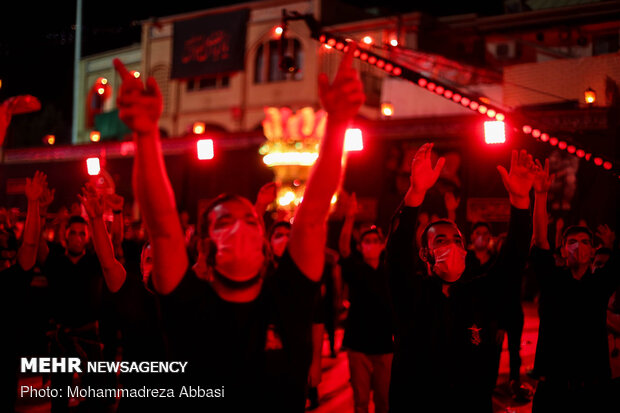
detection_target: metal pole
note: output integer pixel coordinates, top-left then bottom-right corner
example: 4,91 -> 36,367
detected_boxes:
71,0 -> 82,144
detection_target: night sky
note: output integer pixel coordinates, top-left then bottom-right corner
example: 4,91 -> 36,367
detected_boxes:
0,1 -> 506,148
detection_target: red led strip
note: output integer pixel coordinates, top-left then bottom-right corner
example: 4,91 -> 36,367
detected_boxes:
317,32 -> 617,176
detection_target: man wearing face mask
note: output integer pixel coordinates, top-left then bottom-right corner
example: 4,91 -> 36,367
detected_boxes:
267,220 -> 342,410
269,221 -> 292,266
530,159 -> 619,413
114,43 -> 365,411
467,220 -> 529,399
386,145 -> 536,412
339,192 -> 394,413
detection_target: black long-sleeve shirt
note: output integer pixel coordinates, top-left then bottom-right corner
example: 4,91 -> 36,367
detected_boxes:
386,205 -> 531,413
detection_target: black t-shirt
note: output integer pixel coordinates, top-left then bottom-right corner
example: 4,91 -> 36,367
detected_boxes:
158,249 -> 319,412
340,254 -> 394,354
43,248 -> 104,328
530,246 -> 619,381
386,205 -> 531,413
110,270 -> 166,362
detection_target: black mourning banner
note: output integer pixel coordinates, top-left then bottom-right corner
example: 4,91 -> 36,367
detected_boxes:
172,9 -> 250,79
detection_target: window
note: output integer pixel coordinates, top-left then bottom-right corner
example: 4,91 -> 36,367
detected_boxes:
593,33 -> 619,56
254,38 -> 303,84
186,75 -> 230,91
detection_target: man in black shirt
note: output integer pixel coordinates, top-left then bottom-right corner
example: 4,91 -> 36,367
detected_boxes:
531,159 -> 618,412
339,193 -> 394,413
79,185 -> 166,412
40,213 -> 114,413
467,221 -> 528,399
113,43 -> 365,411
386,145 -> 536,412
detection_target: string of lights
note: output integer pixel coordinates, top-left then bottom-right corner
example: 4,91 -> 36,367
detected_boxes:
310,27 -> 618,179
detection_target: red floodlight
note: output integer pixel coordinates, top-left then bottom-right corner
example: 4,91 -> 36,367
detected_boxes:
484,121 -> 506,144
344,128 -> 363,151
197,139 -> 214,160
86,158 -> 101,176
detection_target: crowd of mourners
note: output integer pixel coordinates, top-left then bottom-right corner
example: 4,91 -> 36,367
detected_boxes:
2,44 -> 619,413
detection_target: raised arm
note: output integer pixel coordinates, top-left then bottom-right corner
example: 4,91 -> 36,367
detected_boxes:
254,181 -> 278,231
79,183 -> 126,293
105,193 -> 125,258
444,191 -> 459,223
114,58 -> 187,294
288,44 -> 365,282
532,158 -> 554,250
386,144 -> 445,305
492,150 -> 537,274
18,171 -> 45,271
338,193 -> 357,258
36,183 -> 54,264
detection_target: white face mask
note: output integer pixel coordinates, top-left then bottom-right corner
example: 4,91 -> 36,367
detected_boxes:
564,242 -> 592,267
473,235 -> 489,251
270,235 -> 289,258
361,242 -> 383,260
431,243 -> 467,283
211,220 -> 265,281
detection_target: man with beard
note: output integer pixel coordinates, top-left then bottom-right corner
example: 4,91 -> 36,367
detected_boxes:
113,42 -> 365,412
386,145 -> 536,412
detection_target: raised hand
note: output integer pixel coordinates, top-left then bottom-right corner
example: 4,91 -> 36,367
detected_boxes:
595,224 -> 616,249
444,191 -> 460,212
113,58 -> 162,135
533,158 -> 554,194
25,171 -> 47,202
78,183 -> 104,220
39,184 -> 55,209
318,43 -> 365,122
255,182 -> 278,208
497,149 -> 538,209
346,192 -> 358,218
405,143 -> 445,207
105,193 -> 125,212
